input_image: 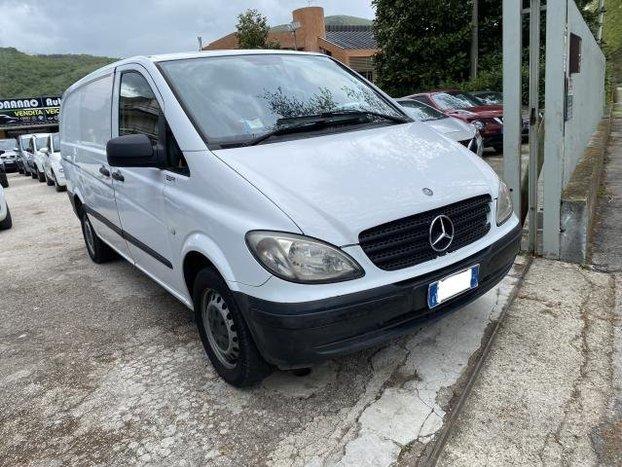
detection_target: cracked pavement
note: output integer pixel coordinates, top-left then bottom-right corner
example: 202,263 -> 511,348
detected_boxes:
0,173 -> 524,466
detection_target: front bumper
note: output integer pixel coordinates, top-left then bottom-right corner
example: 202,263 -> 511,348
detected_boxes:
234,223 -> 522,369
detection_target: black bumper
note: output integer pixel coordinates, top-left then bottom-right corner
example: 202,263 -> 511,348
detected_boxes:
234,224 -> 522,369
2,161 -> 17,172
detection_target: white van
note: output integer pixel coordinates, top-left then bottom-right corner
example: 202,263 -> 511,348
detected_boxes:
41,133 -> 67,191
60,51 -> 520,386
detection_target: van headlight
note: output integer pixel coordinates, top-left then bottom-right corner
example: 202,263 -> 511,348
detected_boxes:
246,231 -> 364,283
496,181 -> 514,225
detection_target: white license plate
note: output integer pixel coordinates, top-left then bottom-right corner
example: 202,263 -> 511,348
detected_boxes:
427,265 -> 479,309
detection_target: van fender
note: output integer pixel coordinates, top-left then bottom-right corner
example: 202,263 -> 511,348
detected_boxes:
71,186 -> 86,215
180,232 -> 267,292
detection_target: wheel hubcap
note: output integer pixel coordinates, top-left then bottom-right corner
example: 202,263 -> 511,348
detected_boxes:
201,289 -> 239,369
83,217 -> 95,256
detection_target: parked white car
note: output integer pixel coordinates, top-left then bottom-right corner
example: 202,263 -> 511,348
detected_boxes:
42,133 -> 67,191
17,134 -> 34,176
0,185 -> 12,230
60,51 -> 520,386
31,133 -> 51,182
397,98 -> 483,156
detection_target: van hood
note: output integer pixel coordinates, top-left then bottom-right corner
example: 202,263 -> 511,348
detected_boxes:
214,123 -> 499,246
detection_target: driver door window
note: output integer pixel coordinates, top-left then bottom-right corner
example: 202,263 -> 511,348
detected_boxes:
119,72 -> 161,143
119,72 -> 187,174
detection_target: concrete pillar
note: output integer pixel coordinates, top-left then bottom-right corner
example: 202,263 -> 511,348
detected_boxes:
502,0 -> 523,213
542,0 -> 569,257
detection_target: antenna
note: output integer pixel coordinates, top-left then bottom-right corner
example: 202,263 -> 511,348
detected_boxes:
197,36 -> 203,51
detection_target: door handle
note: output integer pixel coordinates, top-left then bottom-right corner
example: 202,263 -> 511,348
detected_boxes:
111,170 -> 125,182
99,166 -> 110,177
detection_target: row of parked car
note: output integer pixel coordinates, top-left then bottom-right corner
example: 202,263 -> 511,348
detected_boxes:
0,132 -> 68,231
0,133 -> 67,191
395,89 -> 528,155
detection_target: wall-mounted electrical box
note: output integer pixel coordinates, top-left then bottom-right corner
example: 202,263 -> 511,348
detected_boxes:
569,33 -> 582,74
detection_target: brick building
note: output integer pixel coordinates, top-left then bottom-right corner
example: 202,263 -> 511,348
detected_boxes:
204,7 -> 378,81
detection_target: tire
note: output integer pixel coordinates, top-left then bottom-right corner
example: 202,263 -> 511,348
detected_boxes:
46,172 -> 54,186
193,268 -> 271,387
38,170 -> 46,182
80,210 -> 116,263
0,173 -> 8,188
31,170 -> 37,179
0,207 -> 12,230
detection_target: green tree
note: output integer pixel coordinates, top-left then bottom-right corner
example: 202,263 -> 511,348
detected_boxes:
373,0 -> 471,96
373,0 -> 602,97
236,9 -> 279,49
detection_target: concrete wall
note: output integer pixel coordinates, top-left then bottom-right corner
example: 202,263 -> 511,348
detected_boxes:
542,0 -> 606,258
559,118 -> 610,263
563,2 -> 606,186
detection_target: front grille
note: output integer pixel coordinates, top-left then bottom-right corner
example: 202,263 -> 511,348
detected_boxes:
359,195 -> 492,271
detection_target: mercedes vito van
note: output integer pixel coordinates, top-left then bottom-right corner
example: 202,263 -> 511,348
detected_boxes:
60,51 -> 520,386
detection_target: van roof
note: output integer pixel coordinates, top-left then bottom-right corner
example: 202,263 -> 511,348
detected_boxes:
64,50 -> 324,98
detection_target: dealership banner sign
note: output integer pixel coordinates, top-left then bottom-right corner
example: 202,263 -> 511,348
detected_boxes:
0,96 -> 62,126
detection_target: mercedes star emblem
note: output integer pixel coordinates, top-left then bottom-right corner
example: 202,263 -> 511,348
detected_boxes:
422,188 -> 433,196
429,215 -> 455,252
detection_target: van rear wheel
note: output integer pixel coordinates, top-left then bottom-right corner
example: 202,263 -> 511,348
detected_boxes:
80,211 -> 116,263
193,268 -> 271,387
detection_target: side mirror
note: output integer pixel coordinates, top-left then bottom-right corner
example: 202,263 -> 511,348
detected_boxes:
107,134 -> 163,168
13,148 -> 18,152
40,147 -> 49,154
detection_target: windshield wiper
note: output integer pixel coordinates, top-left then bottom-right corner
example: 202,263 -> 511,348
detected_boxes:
247,118 -> 334,146
318,110 -> 409,124
247,110 -> 409,146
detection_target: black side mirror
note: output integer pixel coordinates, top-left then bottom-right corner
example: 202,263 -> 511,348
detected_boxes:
107,134 -> 164,168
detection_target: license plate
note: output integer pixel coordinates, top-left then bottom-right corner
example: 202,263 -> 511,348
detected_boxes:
427,265 -> 479,309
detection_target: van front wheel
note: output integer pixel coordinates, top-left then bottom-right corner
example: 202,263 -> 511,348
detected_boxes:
193,268 -> 271,387
80,211 -> 116,263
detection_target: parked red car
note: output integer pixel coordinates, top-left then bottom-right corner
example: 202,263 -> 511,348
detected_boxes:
405,90 -> 505,153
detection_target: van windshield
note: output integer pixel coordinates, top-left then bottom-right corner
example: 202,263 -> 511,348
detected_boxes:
398,100 -> 446,122
158,54 -> 405,148
0,139 -> 15,151
35,136 -> 48,150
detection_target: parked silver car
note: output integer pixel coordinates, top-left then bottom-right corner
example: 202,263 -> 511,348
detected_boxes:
396,98 -> 483,156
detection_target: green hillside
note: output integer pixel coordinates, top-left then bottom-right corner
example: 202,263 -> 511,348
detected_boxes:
0,47 -> 116,98
271,14 -> 372,31
325,15 -> 373,26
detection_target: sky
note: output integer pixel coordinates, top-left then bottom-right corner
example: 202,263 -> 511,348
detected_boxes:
0,0 -> 375,58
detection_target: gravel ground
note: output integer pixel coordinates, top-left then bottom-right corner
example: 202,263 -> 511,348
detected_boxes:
0,172 -> 522,466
